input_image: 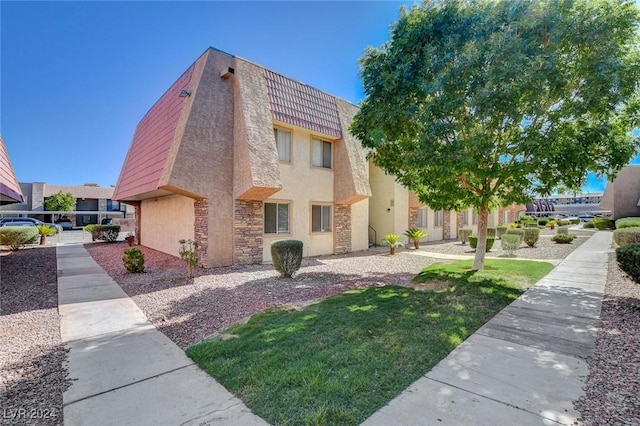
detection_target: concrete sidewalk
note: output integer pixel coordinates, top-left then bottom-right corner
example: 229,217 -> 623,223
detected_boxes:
57,243 -> 266,426
364,231 -> 611,426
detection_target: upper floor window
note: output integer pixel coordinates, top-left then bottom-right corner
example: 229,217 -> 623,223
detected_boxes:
312,204 -> 332,232
311,138 -> 331,169
434,210 -> 443,227
417,208 -> 427,228
264,202 -> 289,234
274,129 -> 291,162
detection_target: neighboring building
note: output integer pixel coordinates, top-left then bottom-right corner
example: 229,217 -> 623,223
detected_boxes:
368,161 -> 525,245
536,193 -> 603,205
0,182 -> 133,227
601,165 -> 640,220
0,136 -> 24,205
114,47 -> 371,267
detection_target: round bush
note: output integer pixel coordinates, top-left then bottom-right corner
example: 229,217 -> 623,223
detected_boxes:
613,227 -> 640,247
271,240 -> 303,278
523,227 -> 540,247
551,234 -> 575,244
92,225 -> 121,242
468,236 -> 495,252
123,248 -> 145,273
501,234 -> 521,254
583,222 -> 595,229
616,217 -> 640,229
505,228 -> 525,244
458,228 -> 472,244
592,218 -> 614,230
557,226 -> 570,235
537,218 -> 549,226
496,225 -> 508,239
569,219 -> 581,225
486,227 -> 497,238
616,243 -> 640,283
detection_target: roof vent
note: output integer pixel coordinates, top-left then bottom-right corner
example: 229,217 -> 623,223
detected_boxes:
220,67 -> 235,80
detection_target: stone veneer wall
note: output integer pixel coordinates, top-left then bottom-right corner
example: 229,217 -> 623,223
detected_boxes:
409,207 -> 419,229
443,210 -> 451,239
334,205 -> 352,254
234,200 -> 263,264
194,199 -> 209,267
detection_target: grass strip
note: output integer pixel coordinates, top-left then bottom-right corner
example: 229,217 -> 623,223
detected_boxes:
187,259 -> 553,425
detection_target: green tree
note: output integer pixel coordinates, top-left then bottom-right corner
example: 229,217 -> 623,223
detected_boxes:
44,191 -> 76,211
352,0 -> 640,270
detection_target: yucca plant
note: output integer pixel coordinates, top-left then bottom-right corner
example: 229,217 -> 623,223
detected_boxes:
36,224 -> 56,245
404,228 -> 427,249
383,233 -> 404,255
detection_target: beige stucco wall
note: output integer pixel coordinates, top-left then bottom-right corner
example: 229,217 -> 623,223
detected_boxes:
141,195 -> 194,258
351,198 -> 369,251
262,125 -> 339,262
369,162 -> 402,245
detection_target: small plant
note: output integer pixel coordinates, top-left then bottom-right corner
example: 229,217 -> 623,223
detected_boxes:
486,227 -> 497,238
557,219 -> 569,226
382,233 -> 404,255
122,248 -> 145,273
458,228 -> 472,245
551,234 -> 575,244
271,240 -> 303,278
468,236 -> 495,252
569,218 -> 581,225
496,225 -> 508,239
83,224 -> 97,241
92,225 -> 121,242
616,243 -> 640,283
500,234 -> 521,255
615,217 -> 640,229
179,239 -> 200,278
537,218 -> 549,226
125,232 -> 135,246
0,228 -> 38,250
583,221 -> 595,228
557,227 -> 570,235
36,224 -> 56,245
547,220 -> 557,229
523,227 -> 540,247
505,228 -> 525,244
592,218 -> 615,230
404,228 -> 427,249
613,227 -> 640,247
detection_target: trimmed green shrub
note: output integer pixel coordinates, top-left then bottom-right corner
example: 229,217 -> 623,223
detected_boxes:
0,227 -> 39,250
501,234 -> 521,255
569,219 -> 581,225
615,217 -> 640,229
486,227 -> 497,238
123,248 -> 145,273
468,236 -> 495,252
458,228 -> 472,244
616,243 -> 640,283
537,218 -> 549,226
505,228 -> 525,244
557,219 -> 569,226
91,225 -> 121,242
523,227 -> 540,247
592,218 -> 615,230
557,226 -> 570,235
613,227 -> 640,247
496,225 -> 508,239
583,222 -> 595,229
271,240 -> 303,278
551,234 -> 575,244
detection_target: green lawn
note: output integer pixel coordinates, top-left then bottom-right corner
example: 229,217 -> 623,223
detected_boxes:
186,259 -> 553,426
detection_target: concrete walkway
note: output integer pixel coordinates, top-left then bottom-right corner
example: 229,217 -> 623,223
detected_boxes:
57,243 -> 266,426
363,231 -> 611,425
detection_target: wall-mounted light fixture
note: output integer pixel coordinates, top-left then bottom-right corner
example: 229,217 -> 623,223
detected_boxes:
179,89 -> 191,98
220,67 -> 235,80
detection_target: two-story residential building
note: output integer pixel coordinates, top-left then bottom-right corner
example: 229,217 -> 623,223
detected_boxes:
0,136 -> 24,205
114,47 -> 371,267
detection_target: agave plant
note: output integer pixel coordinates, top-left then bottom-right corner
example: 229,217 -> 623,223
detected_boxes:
404,228 -> 427,249
383,233 -> 404,255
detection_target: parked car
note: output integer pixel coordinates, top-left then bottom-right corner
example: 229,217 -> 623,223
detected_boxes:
101,217 -> 113,225
56,217 -> 73,230
578,214 -> 595,222
0,221 -> 37,227
0,218 -> 62,233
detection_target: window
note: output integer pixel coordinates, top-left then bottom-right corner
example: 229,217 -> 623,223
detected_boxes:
311,138 -> 331,168
312,204 -> 331,232
274,129 -> 291,162
435,210 -> 443,227
417,208 -> 427,228
462,210 -> 469,226
264,202 -> 289,234
472,210 -> 478,225
107,200 -> 120,212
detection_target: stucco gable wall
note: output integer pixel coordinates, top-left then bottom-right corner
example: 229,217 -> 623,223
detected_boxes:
0,136 -> 24,204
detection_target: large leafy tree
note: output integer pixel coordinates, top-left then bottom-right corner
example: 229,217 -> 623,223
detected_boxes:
44,191 -> 76,211
352,0 -> 640,270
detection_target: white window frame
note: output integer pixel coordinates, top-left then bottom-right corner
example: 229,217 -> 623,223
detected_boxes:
274,128 -> 291,162
435,210 -> 443,228
311,138 -> 332,169
264,202 -> 290,234
311,204 -> 332,233
417,207 -> 428,228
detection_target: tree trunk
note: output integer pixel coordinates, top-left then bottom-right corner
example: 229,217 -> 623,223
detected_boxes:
40,235 -> 46,245
390,246 -> 396,255
414,239 -> 419,249
472,204 -> 489,270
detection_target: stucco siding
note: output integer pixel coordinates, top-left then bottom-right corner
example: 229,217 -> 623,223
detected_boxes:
141,195 -> 194,258
351,199 -> 369,251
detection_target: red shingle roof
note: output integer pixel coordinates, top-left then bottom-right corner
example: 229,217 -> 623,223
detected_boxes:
264,70 -> 342,138
114,65 -> 195,200
0,136 -> 24,204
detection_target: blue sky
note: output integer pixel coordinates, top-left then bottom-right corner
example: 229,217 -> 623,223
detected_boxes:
0,1 -> 636,192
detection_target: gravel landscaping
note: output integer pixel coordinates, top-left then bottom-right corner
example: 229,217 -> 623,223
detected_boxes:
1,247 -> 69,426
575,252 -> 640,425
